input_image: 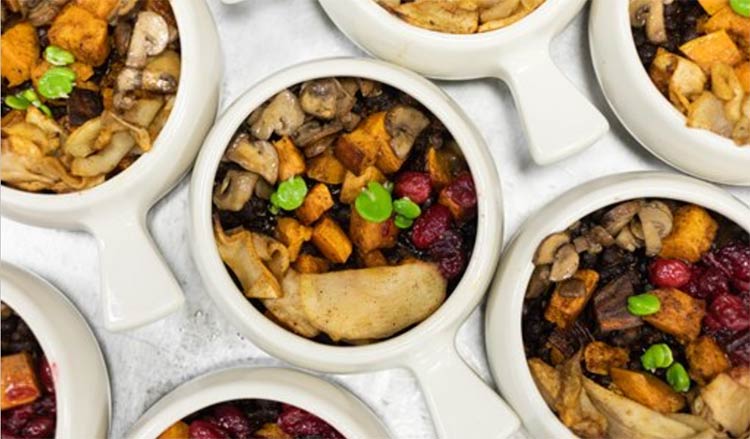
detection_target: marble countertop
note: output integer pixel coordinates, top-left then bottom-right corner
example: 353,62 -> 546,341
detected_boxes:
2,1 -> 749,438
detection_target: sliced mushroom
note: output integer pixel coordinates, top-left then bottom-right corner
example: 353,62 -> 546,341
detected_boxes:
27,0 -> 69,26
254,178 -> 274,200
629,0 -> 667,44
126,11 -> 169,68
526,265 -> 551,299
292,120 -> 343,148
550,243 -> 580,282
250,90 -> 306,140
213,170 -> 258,212
142,50 -> 180,93
225,134 -> 279,185
385,106 -> 430,159
534,232 -> 571,265
601,200 -> 643,235
594,275 -> 643,332
356,78 -> 383,97
558,278 -> 587,298
638,201 -> 673,256
299,78 -> 355,120
615,226 -> 642,252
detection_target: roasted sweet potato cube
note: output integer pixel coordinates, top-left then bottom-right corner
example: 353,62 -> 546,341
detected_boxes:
703,7 -> 750,42
610,368 -> 686,413
311,217 -> 352,264
643,288 -> 705,342
305,153 -> 346,184
296,184 -> 334,225
699,0 -> 729,15
686,336 -> 730,384
376,138 -> 407,174
334,112 -> 389,174
360,249 -> 388,268
276,217 -> 312,262
293,254 -> 330,274
340,166 -> 387,204
349,210 -> 399,253
680,30 -> 743,71
76,0 -> 120,19
426,147 -> 453,189
736,62 -> 750,93
49,5 -> 110,66
1,22 -> 39,87
544,269 -> 600,329
158,421 -> 190,439
583,341 -> 629,376
254,423 -> 292,439
1,352 -> 41,410
273,136 -> 306,181
659,204 -> 718,263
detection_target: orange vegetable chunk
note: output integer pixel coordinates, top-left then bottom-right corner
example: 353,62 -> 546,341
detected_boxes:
1,352 -> 41,410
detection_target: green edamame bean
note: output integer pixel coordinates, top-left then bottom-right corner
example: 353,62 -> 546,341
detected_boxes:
270,176 -> 308,211
731,0 -> 750,17
640,343 -> 674,371
355,181 -> 393,223
44,45 -> 75,66
38,67 -> 76,99
393,197 -> 421,219
666,362 -> 691,392
4,95 -> 31,110
394,215 -> 414,229
627,293 -> 661,316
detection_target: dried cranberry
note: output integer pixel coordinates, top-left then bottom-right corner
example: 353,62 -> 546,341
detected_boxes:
438,252 -> 467,280
726,331 -> 750,365
410,204 -> 452,249
211,403 -> 252,439
648,258 -> 692,288
394,171 -> 432,204
189,420 -> 230,439
38,356 -> 54,394
438,172 -> 477,221
708,294 -> 750,332
685,265 -> 730,300
278,404 -> 342,439
715,243 -> 750,292
1,425 -> 22,439
1,404 -> 34,432
32,395 -> 56,417
20,416 -> 54,439
428,229 -> 464,259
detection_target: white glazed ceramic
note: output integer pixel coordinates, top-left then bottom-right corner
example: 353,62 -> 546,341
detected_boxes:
0,262 -> 110,439
190,58 -> 520,439
127,367 -> 388,439
316,0 -> 609,165
484,171 -> 750,439
589,0 -> 750,186
0,0 -> 223,331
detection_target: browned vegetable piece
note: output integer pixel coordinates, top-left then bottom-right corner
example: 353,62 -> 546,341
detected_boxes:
426,147 -> 453,189
157,421 -> 190,439
643,288 -> 705,343
698,0 -> 729,15
736,62 -> 750,93
1,22 -> 39,86
49,4 -> 111,66
293,254 -> 330,274
311,216 -> 352,264
296,183 -> 334,225
349,209 -> 399,253
376,106 -> 429,174
686,336 -> 730,384
1,352 -> 41,410
394,0 -> 479,34
659,204 -> 718,263
360,249 -> 388,268
703,7 -> 750,42
254,423 -> 292,439
334,112 -> 389,174
544,269 -> 600,329
340,166 -> 386,204
583,341 -> 629,375
276,217 -> 312,262
76,0 -> 121,19
679,30 -> 743,71
305,153 -> 346,185
593,274 -> 643,332
273,136 -> 306,182
610,367 -> 686,413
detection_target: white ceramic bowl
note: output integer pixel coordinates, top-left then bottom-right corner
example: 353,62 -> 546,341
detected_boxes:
1,262 -> 110,439
190,58 -> 520,439
589,0 -> 750,186
126,367 -> 388,439
0,0 -> 223,331
484,171 -> 750,438
317,0 -> 609,165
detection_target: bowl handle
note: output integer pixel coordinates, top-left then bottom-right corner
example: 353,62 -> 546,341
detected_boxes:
88,209 -> 184,331
406,333 -> 520,439
495,43 -> 609,165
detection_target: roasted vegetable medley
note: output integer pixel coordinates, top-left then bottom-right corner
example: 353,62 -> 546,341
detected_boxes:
213,77 -> 477,345
523,199 -> 750,438
375,0 -> 546,34
1,303 -> 56,439
631,0 -> 750,145
1,0 -> 181,193
157,399 -> 344,439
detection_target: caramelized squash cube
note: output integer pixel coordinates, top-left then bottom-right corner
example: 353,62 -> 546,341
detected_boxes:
1,352 -> 41,410
293,254 -> 330,274
686,336 -> 730,384
305,153 -> 346,184
255,423 -> 292,439
158,421 -> 190,439
49,5 -> 110,66
583,341 -> 629,376
360,249 -> 388,268
340,166 -> 387,204
698,0 -> 729,15
296,184 -> 334,225
735,62 -> 750,93
1,23 -> 39,87
334,112 -> 389,174
273,136 -> 306,182
544,269 -> 600,329
349,209 -> 399,253
680,30 -> 743,71
643,288 -> 705,343
75,0 -> 121,19
659,204 -> 718,263
275,217 -> 312,262
703,7 -> 750,42
426,147 -> 453,189
610,368 -> 686,413
311,217 -> 352,264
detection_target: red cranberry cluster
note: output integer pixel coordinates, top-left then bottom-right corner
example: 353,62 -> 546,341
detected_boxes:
648,242 -> 750,365
400,172 -> 477,280
1,357 -> 56,439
